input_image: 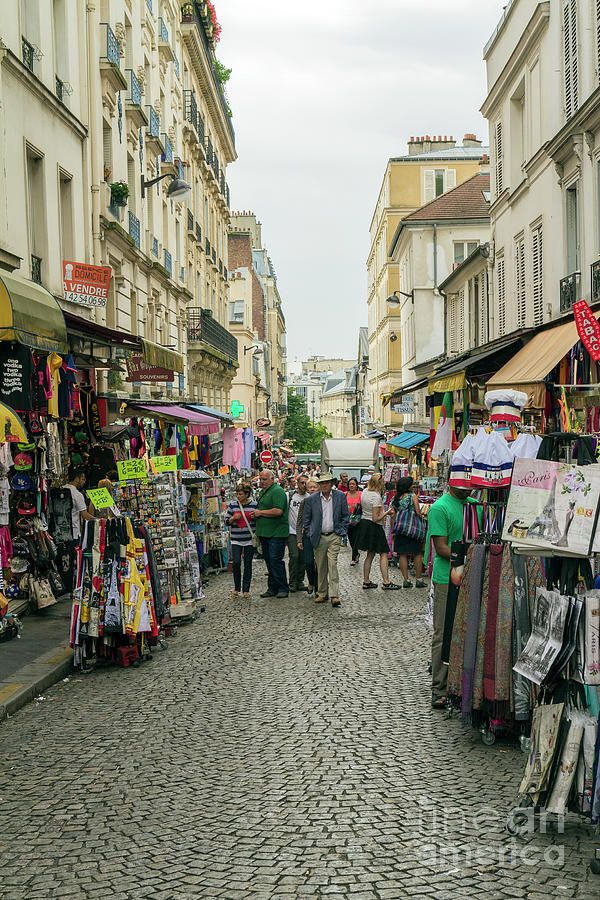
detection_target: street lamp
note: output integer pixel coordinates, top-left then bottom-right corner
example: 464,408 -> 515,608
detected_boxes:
141,172 -> 191,200
386,289 -> 414,306
311,396 -> 316,452
244,345 -> 263,358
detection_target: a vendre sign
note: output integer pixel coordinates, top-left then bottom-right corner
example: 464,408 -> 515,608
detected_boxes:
63,260 -> 112,307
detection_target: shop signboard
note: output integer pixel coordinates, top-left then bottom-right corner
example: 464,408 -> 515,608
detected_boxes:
125,354 -> 174,383
573,300 -> 600,361
392,396 -> 415,414
230,401 -> 245,419
62,260 -> 112,307
359,406 -> 366,431
421,477 -> 439,491
86,487 -> 114,508
260,449 -> 273,465
117,458 -> 147,482
150,455 -> 178,473
256,418 -> 271,427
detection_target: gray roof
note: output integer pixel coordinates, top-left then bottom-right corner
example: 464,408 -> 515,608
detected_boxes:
391,146 -> 489,162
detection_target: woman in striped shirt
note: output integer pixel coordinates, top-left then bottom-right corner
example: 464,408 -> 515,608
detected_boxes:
226,483 -> 258,598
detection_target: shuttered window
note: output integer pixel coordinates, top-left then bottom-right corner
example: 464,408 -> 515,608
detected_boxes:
446,169 -> 456,190
497,253 -> 506,337
477,272 -> 488,346
515,235 -> 526,328
423,168 -> 456,203
495,121 -> 503,196
597,0 -> 600,81
563,0 -> 578,120
423,169 -> 435,203
448,292 -> 465,354
532,224 -> 544,326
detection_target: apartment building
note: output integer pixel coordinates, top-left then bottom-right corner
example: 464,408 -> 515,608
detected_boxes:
0,0 -> 236,417
367,134 -> 489,426
228,213 -> 287,442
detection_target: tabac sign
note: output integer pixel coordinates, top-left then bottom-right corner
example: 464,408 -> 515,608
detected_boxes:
63,260 -> 112,307
573,300 -> 600,361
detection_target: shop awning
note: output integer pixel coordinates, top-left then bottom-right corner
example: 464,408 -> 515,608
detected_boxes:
186,403 -> 233,424
63,311 -> 141,347
386,431 -> 429,450
127,403 -> 220,434
140,338 -> 184,374
0,270 -> 68,353
389,378 -> 428,404
428,338 -> 526,395
486,316 -> 594,408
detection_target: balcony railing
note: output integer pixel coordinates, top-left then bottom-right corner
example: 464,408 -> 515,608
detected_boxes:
164,249 -> 172,277
223,265 -> 228,281
188,308 -> 238,361
31,255 -> 42,284
161,133 -> 173,163
158,17 -> 169,43
195,222 -> 202,243
22,36 -> 34,71
146,105 -> 159,137
152,236 -> 158,257
226,183 -> 230,207
560,271 -> 580,312
211,247 -> 216,264
218,258 -> 222,274
177,158 -> 184,180
206,137 -> 213,166
197,111 -> 205,144
100,23 -> 121,66
184,89 -> 197,131
212,154 -> 219,181
56,75 -> 65,102
592,260 -> 600,304
146,0 -> 152,11
128,211 -> 140,249
173,55 -> 180,79
220,172 -> 225,195
126,68 -> 142,105
187,209 -> 194,234
206,238 -> 211,257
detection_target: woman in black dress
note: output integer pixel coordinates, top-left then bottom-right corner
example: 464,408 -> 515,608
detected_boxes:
392,477 -> 426,589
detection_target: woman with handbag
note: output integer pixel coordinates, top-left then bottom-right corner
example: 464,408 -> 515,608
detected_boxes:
392,477 -> 427,589
225,483 -> 258,598
356,473 -> 400,590
346,477 -> 362,566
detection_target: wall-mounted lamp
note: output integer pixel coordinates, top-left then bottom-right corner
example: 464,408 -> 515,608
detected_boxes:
389,332 -> 398,343
386,289 -> 414,306
141,172 -> 191,200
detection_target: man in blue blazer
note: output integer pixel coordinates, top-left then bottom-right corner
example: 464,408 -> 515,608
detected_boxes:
302,472 -> 349,606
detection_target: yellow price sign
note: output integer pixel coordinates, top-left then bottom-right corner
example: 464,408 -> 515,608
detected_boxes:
117,458 -> 147,481
150,455 -> 178,473
86,488 -> 114,508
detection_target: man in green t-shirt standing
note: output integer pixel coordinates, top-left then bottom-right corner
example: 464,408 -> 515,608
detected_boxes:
249,469 -> 290,598
426,485 -> 472,709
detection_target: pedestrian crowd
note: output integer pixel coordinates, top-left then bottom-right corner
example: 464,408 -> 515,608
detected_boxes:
225,461 -> 474,713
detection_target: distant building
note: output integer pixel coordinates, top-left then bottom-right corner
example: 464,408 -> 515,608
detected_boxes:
320,367 -> 358,439
287,374 -> 324,420
301,356 -> 355,376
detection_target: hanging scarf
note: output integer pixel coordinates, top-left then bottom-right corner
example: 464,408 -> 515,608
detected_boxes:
512,552 -> 532,720
472,549 -> 491,712
447,542 -> 475,698
494,546 -> 515,715
442,541 -> 465,665
483,543 -> 504,704
461,543 -> 486,725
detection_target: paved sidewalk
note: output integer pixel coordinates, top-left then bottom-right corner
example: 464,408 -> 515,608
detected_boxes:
0,549 -> 598,898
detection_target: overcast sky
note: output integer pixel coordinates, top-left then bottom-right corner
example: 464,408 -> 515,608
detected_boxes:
218,0 -> 507,372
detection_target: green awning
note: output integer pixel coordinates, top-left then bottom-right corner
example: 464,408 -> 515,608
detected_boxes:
0,270 -> 68,353
140,338 -> 184,373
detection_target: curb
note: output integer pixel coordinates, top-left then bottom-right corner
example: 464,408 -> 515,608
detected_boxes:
0,646 -> 74,723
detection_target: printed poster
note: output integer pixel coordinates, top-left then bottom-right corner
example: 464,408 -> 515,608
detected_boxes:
502,458 -> 600,556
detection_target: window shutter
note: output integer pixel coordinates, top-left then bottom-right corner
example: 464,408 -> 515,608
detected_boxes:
516,237 -> 526,328
532,225 -> 544,326
445,169 -> 456,190
478,273 -> 487,346
423,169 -> 435,203
448,294 -> 457,353
564,0 -> 579,119
497,255 -> 506,337
458,289 -> 465,353
102,124 -> 112,169
495,122 -> 503,196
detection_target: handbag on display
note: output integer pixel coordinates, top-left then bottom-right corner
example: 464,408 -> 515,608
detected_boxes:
393,495 -> 427,542
28,575 -> 56,609
47,567 -> 65,597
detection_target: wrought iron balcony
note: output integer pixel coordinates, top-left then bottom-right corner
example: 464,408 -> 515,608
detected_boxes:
219,258 -> 222,274
173,55 -> 180,79
212,247 -> 216,265
206,238 -> 211,257
152,236 -> 159,257
158,17 -> 169,43
206,137 -> 213,166
220,172 -> 225,195
126,68 -> 142,106
146,104 -> 159,137
22,37 -> 34,71
184,90 -> 197,132
31,255 -> 42,284
161,133 -> 173,163
197,111 -> 205,144
195,222 -> 202,243
187,209 -> 194,234
226,183 -> 230,207
146,0 -> 152,11
100,23 -> 120,66
592,260 -> 600,304
177,158 -> 184,180
559,271 -> 580,312
212,154 -> 219,181
55,75 -> 65,102
223,265 -> 228,281
128,212 -> 140,249
164,249 -> 172,277
188,308 -> 238,361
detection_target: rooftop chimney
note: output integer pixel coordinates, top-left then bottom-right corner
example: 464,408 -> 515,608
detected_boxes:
463,133 -> 482,147
407,132 -> 457,155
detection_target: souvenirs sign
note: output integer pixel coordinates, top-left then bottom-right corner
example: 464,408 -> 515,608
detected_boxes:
150,455 -> 178,473
117,458 -> 147,482
63,260 -> 112,307
573,300 -> 600,362
125,354 -> 174,383
86,488 -> 114,508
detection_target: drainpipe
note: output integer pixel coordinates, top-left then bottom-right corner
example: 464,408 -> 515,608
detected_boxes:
433,223 -> 438,290
87,2 -> 102,267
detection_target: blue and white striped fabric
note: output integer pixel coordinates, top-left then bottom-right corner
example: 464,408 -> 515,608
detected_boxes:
225,499 -> 258,546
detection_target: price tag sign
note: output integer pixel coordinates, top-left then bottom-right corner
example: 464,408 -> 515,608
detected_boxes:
150,455 -> 178,473
86,488 -> 114,508
218,465 -> 230,475
117,458 -> 147,482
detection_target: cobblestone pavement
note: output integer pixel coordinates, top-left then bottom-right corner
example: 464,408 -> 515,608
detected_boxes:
0,548 -> 598,899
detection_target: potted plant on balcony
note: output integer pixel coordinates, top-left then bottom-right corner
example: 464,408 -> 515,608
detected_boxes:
110,179 -> 129,207
181,2 -> 194,21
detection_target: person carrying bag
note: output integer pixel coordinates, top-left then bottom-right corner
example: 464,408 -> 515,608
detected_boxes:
225,483 -> 258,598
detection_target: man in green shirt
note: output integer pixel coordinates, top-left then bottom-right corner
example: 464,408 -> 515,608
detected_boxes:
425,485 -> 472,708
249,469 -> 290,598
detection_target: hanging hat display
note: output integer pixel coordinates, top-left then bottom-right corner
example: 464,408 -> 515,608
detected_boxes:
484,389 -> 528,423
470,429 -> 514,488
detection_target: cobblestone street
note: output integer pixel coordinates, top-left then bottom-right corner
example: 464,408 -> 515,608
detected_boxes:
0,549 -> 598,899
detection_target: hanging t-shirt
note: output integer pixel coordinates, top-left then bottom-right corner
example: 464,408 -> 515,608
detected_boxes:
240,428 -> 255,470
222,427 -> 244,467
0,344 -> 34,411
66,483 -> 87,541
58,354 -> 78,418
47,352 -> 63,418
31,354 -> 52,413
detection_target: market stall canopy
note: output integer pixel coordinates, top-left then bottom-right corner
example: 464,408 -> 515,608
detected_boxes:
321,437 -> 379,470
127,403 -> 220,434
386,431 -> 430,450
486,315 -> 598,408
140,338 -> 184,374
428,338 -> 525,395
389,378 -> 428,404
101,423 -> 140,442
0,270 -> 68,353
186,403 -> 233,424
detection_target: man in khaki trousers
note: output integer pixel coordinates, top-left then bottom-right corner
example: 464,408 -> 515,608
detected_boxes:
302,472 -> 349,607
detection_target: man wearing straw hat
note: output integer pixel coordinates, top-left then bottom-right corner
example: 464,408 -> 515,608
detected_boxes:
302,472 -> 349,607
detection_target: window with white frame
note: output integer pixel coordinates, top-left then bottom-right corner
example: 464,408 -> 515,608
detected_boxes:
423,168 -> 456,203
563,0 -> 579,119
532,224 -> 543,326
515,234 -> 526,329
497,252 -> 506,337
229,300 -> 244,323
453,241 -> 479,267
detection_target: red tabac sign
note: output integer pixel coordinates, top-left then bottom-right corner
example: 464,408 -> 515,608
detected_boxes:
63,260 -> 112,307
573,300 -> 600,361
125,354 -> 174,383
